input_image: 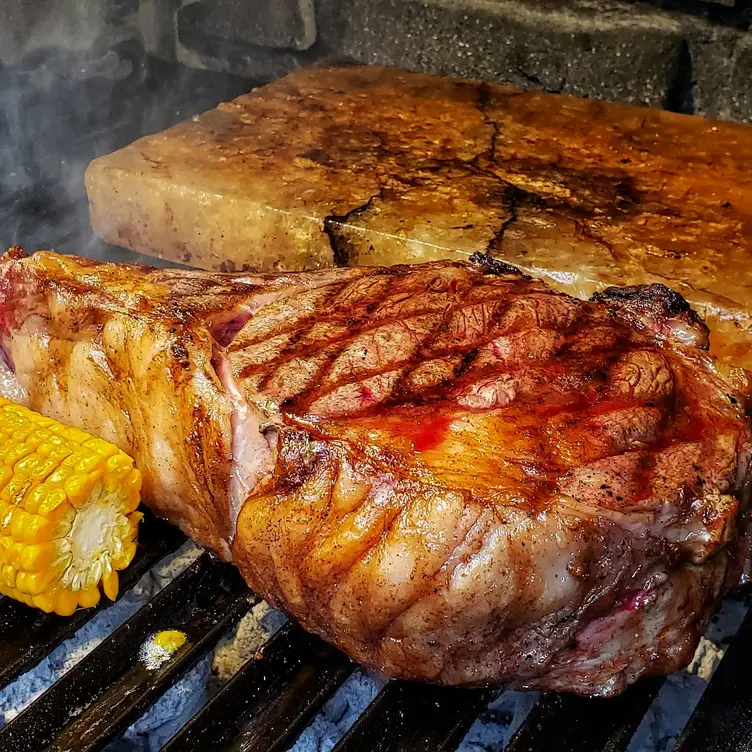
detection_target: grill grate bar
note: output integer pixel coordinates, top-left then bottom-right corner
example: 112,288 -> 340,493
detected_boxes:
505,678 -> 664,752
0,511 -> 185,692
0,552 -> 254,752
165,621 -> 353,752
332,681 -> 496,752
674,602 -> 752,752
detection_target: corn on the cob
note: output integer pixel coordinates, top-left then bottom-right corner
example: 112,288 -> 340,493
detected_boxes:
0,397 -> 142,615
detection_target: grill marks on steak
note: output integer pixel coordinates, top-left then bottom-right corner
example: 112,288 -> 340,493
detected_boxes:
224,268 -> 585,418
0,249 -> 750,696
219,264 -> 700,504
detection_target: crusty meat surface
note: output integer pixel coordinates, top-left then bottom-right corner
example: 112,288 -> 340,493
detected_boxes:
0,247 -> 749,697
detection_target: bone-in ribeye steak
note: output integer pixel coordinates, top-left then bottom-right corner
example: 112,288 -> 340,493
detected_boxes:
0,247 -> 749,697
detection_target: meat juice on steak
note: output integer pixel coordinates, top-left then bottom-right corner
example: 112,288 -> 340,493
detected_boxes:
0,246 -> 748,697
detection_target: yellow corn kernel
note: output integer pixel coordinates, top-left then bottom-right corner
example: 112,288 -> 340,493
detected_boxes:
0,466 -> 13,493
35,487 -> 69,517
20,542 -> 57,572
64,473 -> 101,509
153,630 -> 187,655
32,591 -> 55,613
102,569 -> 118,601
74,453 -> 105,475
37,440 -> 58,458
83,438 -> 119,460
24,484 -> 49,515
54,588 -> 79,617
4,441 -> 35,469
16,455 -> 57,481
8,540 -> 24,567
10,588 -> 32,607
14,571 -> 27,592
20,514 -> 60,544
22,430 -> 47,454
111,541 -> 137,571
77,587 -> 101,609
10,422 -> 35,442
3,475 -> 33,505
125,468 -> 142,494
0,398 -> 142,616
1,563 -> 16,588
16,570 -> 57,596
10,509 -> 29,541
127,512 -> 144,534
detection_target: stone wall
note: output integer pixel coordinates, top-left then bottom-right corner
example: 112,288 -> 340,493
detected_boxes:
1,0 -> 751,122
155,0 -> 752,122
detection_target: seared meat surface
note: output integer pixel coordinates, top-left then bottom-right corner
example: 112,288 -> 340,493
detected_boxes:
0,247 -> 749,696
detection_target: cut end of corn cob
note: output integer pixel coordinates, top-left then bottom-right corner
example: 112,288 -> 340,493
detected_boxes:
0,398 -> 142,616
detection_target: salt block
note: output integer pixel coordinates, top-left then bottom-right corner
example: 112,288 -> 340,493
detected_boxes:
86,63 -> 752,371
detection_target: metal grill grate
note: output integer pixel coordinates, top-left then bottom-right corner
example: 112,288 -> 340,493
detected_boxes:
165,621 -> 353,752
0,513 -> 748,752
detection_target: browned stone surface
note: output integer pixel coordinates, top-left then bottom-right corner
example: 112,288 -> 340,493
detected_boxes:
86,64 -> 752,370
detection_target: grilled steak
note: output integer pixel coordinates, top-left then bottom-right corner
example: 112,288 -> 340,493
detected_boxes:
0,247 -> 749,697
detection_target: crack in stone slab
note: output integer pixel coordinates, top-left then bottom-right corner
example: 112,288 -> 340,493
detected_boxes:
323,189 -> 385,266
477,82 -> 501,161
484,184 -> 535,255
321,84 -> 651,271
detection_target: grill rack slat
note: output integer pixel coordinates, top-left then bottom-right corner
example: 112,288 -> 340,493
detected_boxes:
506,678 -> 664,752
332,681 -> 497,752
674,602 -> 752,752
0,511 -> 185,692
0,552 -> 254,752
165,620 -> 354,752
